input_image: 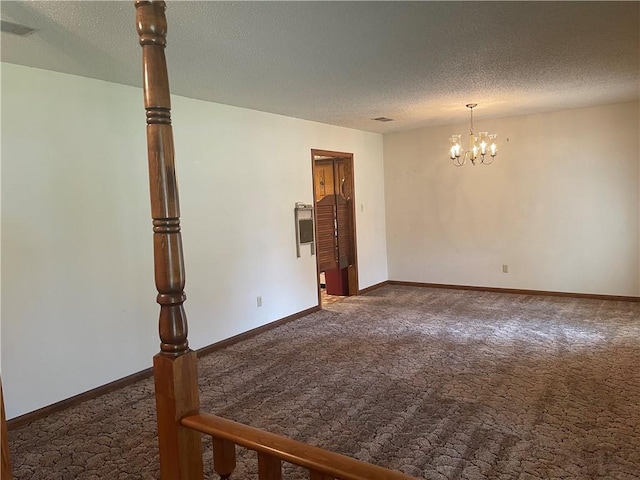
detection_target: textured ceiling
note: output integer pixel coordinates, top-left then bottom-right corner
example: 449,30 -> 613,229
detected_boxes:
1,1 -> 639,133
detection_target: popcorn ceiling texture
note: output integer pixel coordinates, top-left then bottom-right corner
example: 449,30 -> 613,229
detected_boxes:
9,285 -> 640,479
1,1 -> 638,133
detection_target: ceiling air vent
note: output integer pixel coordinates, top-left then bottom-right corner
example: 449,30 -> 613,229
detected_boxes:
1,20 -> 37,36
373,117 -> 394,122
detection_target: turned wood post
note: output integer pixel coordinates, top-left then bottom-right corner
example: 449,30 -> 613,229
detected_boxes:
212,438 -> 236,479
1,379 -> 12,480
135,2 -> 203,478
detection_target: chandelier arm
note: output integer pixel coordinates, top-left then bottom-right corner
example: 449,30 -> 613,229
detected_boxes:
453,156 -> 465,167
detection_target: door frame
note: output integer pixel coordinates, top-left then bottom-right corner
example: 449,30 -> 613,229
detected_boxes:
311,149 -> 359,306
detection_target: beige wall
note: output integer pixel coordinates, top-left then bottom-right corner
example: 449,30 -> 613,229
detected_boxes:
0,63 -> 388,418
384,102 -> 640,296
2,61 -> 637,420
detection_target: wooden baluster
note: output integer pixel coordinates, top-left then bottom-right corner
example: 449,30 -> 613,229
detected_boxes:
258,452 -> 283,480
309,471 -> 334,480
135,2 -> 203,479
213,437 -> 236,479
1,379 -> 12,480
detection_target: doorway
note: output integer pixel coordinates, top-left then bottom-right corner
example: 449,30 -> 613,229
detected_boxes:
311,150 -> 358,307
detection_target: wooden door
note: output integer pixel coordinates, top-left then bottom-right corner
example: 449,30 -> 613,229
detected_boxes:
333,158 -> 354,270
315,160 -> 338,273
312,151 -> 358,297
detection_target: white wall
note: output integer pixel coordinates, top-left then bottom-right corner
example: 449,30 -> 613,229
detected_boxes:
384,102 -> 640,297
0,63 -> 387,419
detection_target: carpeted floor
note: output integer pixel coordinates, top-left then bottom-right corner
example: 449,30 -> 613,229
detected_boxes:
8,285 -> 640,479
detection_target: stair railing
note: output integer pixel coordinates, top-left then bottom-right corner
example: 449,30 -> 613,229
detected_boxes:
135,2 -> 417,479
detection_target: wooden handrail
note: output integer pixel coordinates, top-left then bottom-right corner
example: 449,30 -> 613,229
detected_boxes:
181,413 -> 416,480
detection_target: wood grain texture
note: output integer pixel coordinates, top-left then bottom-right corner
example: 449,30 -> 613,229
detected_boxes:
258,452 -> 283,480
309,470 -> 334,480
314,161 -> 334,201
1,380 -> 12,480
181,413 -> 417,480
153,352 -> 203,479
213,438 -> 236,479
135,2 -> 203,478
136,0 -> 189,356
311,150 -> 359,295
336,201 -> 351,268
315,198 -> 338,273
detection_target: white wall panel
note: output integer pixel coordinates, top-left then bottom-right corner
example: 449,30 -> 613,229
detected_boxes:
0,63 -> 387,418
384,102 -> 640,296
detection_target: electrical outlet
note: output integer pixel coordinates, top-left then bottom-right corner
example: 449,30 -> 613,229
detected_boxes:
502,265 -> 509,274
257,296 -> 263,307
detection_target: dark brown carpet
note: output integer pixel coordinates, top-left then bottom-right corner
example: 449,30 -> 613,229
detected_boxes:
8,285 -> 640,479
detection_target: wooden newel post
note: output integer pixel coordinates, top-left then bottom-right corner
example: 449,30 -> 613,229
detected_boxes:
135,1 -> 204,478
1,379 -> 13,480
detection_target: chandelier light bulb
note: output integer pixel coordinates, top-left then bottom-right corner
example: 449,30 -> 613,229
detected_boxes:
478,132 -> 489,156
449,135 -> 462,160
489,135 -> 498,157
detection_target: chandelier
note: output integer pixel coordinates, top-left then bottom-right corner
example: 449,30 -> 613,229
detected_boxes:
449,103 -> 497,166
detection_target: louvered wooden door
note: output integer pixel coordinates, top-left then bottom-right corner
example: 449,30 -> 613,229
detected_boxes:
316,195 -> 338,272
314,157 -> 355,274
334,158 -> 354,269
